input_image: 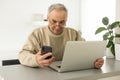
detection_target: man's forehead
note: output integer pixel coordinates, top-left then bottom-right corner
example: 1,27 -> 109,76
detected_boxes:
48,11 -> 67,20
48,9 -> 67,16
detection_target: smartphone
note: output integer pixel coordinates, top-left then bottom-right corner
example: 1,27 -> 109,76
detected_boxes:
41,46 -> 52,59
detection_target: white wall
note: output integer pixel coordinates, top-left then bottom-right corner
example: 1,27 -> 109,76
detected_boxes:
116,0 -> 120,20
115,0 -> 120,34
0,0 -> 81,62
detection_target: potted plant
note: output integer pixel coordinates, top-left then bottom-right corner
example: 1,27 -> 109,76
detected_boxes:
95,17 -> 120,57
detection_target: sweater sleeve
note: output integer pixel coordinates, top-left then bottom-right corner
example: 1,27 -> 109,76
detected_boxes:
19,50 -> 39,67
18,28 -> 41,67
76,31 -> 85,41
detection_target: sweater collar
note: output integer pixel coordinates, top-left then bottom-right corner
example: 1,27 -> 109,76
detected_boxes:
47,26 -> 65,37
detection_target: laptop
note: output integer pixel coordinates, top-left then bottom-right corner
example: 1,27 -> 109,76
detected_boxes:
49,41 -> 106,72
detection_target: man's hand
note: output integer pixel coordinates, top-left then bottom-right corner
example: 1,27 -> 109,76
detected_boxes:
35,50 -> 55,68
94,58 -> 104,69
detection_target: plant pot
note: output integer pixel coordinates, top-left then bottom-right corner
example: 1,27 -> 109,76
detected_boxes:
106,48 -> 114,58
115,44 -> 120,60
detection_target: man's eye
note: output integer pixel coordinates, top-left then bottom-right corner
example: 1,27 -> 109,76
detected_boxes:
60,21 -> 65,24
52,20 -> 57,23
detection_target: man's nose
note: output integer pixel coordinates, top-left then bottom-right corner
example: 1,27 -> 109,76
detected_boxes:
55,22 -> 61,26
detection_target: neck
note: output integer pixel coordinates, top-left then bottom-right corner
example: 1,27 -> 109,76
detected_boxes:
48,26 -> 63,35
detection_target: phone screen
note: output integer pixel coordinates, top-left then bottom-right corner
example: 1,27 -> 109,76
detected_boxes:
41,46 -> 52,59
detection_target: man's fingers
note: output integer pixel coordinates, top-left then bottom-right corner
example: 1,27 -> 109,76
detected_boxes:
41,52 -> 52,59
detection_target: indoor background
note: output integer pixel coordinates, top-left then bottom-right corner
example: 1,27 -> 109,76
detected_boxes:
0,0 -> 120,66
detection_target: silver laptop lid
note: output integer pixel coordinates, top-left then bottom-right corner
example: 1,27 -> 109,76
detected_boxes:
59,41 -> 106,72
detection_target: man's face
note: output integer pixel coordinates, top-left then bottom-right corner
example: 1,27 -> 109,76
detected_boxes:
47,10 -> 67,35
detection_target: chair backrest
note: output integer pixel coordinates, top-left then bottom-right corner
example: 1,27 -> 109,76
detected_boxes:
2,59 -> 20,66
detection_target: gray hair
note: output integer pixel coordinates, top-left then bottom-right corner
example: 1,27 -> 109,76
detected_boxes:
48,3 -> 68,14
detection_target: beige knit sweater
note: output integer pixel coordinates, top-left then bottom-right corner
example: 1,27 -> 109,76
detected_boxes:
18,26 -> 85,67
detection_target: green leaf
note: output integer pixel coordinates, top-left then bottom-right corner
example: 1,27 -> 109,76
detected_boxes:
103,32 -> 109,40
115,34 -> 120,37
106,40 -> 112,48
102,17 -> 109,25
118,22 -> 120,28
110,21 -> 120,29
95,27 -> 107,34
109,36 -> 114,41
110,42 -> 115,56
107,25 -> 112,29
109,30 -> 113,34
